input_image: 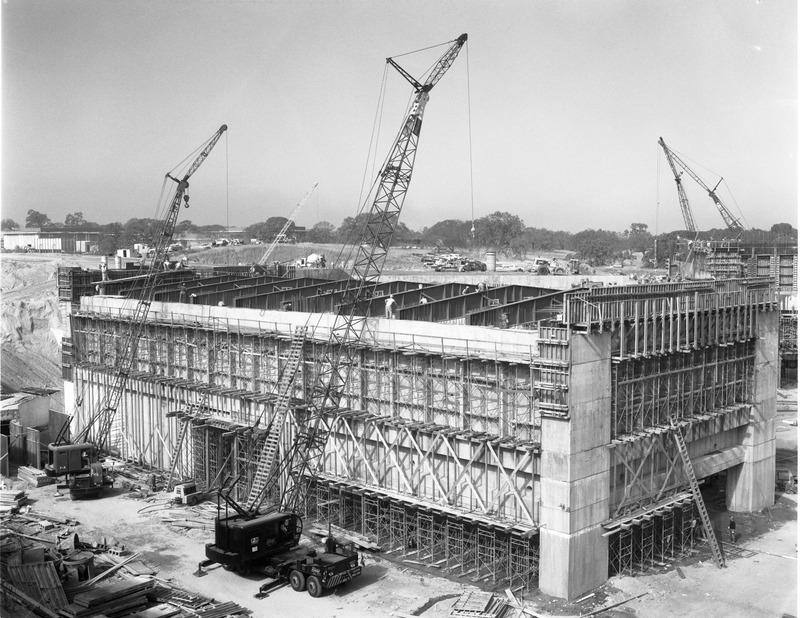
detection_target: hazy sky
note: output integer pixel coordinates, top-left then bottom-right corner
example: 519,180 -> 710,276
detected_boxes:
2,1 -> 796,233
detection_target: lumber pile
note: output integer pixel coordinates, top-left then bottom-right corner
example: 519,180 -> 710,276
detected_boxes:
127,604 -> 181,618
59,576 -> 154,617
194,601 -> 253,617
18,466 -> 56,487
450,591 -> 507,617
0,489 -> 27,511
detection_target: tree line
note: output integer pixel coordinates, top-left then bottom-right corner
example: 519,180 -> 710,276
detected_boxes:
1,209 -> 795,267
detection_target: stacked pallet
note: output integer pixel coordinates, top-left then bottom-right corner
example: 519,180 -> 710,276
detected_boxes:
18,466 -> 55,487
0,489 -> 27,511
59,576 -> 154,617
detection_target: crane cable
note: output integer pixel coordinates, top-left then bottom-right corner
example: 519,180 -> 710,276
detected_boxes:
466,41 -> 476,239
670,145 -> 748,229
225,129 -> 230,232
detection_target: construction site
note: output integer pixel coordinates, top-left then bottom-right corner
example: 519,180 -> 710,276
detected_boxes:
1,14 -> 797,618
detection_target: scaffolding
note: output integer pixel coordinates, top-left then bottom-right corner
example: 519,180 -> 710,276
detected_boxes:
607,497 -> 696,575
304,478 -> 539,590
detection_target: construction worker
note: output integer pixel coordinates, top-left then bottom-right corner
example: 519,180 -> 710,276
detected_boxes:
728,515 -> 736,543
385,295 -> 397,319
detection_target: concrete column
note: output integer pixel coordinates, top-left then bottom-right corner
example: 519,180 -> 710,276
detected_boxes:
539,332 -> 611,600
727,310 -> 778,511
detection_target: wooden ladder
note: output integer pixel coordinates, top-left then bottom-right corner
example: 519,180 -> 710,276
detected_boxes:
671,419 -> 725,568
245,326 -> 307,511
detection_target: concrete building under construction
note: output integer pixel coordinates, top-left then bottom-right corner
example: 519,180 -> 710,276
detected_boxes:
57,266 -> 779,599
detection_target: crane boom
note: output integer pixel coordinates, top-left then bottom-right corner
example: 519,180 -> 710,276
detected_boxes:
75,124 -> 228,451
658,137 -> 697,232
659,136 -> 744,233
258,182 -> 319,265
275,34 -> 468,513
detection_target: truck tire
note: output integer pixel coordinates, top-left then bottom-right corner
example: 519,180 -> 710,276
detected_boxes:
306,575 -> 323,598
289,570 -> 306,592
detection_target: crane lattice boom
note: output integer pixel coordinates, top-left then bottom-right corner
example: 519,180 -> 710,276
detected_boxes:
76,125 -> 228,451
274,34 -> 468,514
659,136 -> 744,233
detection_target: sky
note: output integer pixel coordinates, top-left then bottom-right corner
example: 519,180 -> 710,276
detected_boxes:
2,0 -> 797,234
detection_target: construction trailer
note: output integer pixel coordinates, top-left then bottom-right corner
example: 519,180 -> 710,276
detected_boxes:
57,269 -> 779,599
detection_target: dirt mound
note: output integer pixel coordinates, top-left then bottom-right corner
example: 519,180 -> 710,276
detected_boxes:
1,256 -> 65,408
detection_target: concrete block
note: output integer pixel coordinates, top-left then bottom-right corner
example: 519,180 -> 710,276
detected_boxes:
727,458 -> 776,512
567,472 -> 610,509
567,497 -> 610,534
742,437 -> 776,465
539,526 -> 608,599
568,332 -> 611,366
567,445 -> 610,482
541,420 -> 572,457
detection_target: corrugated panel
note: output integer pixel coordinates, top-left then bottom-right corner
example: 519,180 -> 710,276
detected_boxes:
7,561 -> 69,610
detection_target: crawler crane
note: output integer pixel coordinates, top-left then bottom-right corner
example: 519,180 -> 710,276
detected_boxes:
202,34 -> 468,598
46,125 -> 228,498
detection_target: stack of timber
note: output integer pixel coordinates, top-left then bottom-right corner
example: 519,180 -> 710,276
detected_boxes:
450,591 -> 508,617
60,576 -> 154,617
194,601 -> 253,617
0,489 -> 27,511
6,561 -> 69,613
18,465 -> 56,487
127,604 -> 181,618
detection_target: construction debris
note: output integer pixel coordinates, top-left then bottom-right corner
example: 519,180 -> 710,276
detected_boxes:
450,591 -> 507,617
61,576 -> 155,617
18,465 -> 57,487
0,489 -> 27,510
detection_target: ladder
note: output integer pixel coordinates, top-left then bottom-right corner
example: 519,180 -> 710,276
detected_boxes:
245,326 -> 307,511
166,393 -> 209,489
671,419 -> 725,568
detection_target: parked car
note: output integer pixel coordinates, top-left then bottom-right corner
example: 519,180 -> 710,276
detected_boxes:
459,259 -> 486,272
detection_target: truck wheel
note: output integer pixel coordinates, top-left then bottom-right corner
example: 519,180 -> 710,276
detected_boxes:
289,570 -> 306,591
306,575 -> 323,598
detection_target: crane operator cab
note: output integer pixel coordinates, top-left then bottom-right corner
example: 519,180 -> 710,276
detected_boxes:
205,511 -> 302,571
45,442 -> 97,477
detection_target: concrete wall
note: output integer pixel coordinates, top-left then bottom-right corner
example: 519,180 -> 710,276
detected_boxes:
727,310 -> 779,511
80,296 -> 541,360
539,331 -> 610,599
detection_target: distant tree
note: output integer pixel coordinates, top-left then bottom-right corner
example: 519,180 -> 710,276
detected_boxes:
337,213 -> 371,244
572,229 -> 623,266
1,218 -> 19,231
770,222 -> 797,237
625,222 -> 653,253
194,224 -> 226,233
474,211 -> 525,251
64,211 -> 87,227
98,222 -> 123,255
243,217 -> 294,242
421,219 -> 472,250
393,222 -> 421,244
175,219 -> 195,235
119,218 -> 163,248
25,209 -> 51,228
305,221 -> 336,244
